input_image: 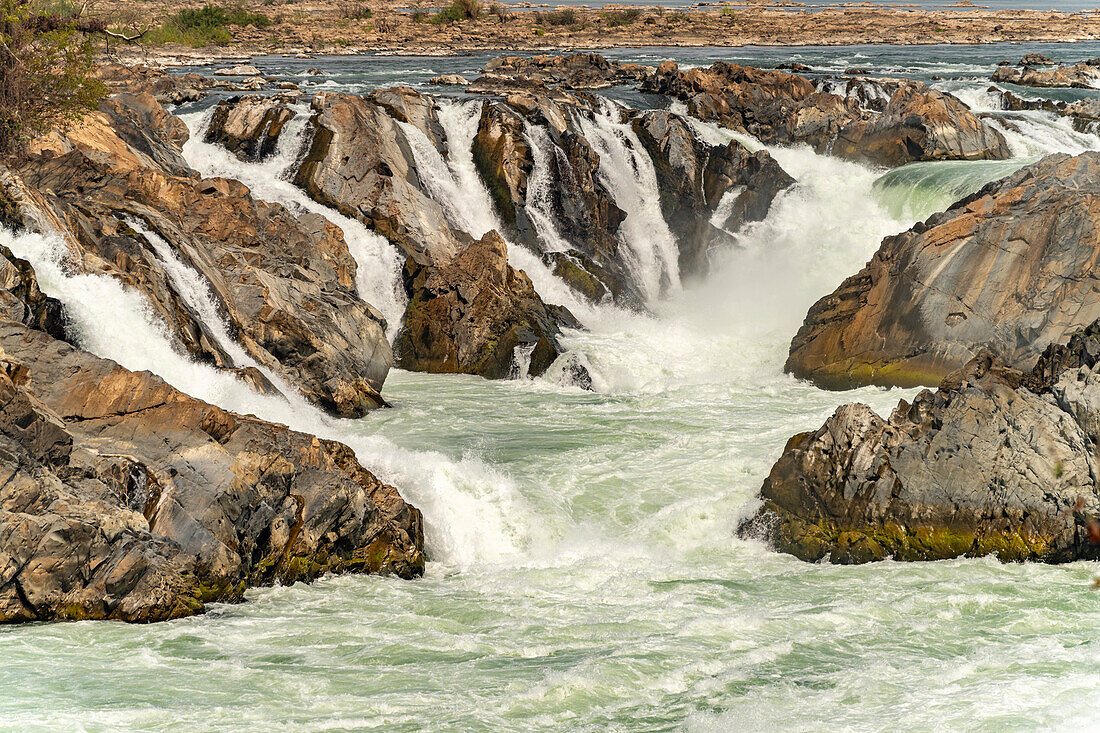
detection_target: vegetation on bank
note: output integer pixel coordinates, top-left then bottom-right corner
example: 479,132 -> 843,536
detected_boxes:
0,0 -> 107,155
129,3 -> 272,47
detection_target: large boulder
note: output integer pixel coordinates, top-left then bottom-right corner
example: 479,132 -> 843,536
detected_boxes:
294,92 -> 462,262
204,94 -> 296,162
644,61 -> 1009,166
786,153 -> 1100,390
0,258 -> 424,623
478,53 -> 653,91
740,335 -> 1100,565
395,231 -> 577,379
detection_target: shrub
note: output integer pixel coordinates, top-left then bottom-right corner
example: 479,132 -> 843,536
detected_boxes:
0,0 -> 107,155
538,8 -> 575,26
601,8 -> 641,26
431,0 -> 478,24
342,3 -> 372,20
142,4 -> 272,46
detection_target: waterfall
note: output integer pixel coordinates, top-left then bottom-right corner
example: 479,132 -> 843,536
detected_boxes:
179,109 -> 408,340
522,124 -> 574,254
574,99 -> 682,302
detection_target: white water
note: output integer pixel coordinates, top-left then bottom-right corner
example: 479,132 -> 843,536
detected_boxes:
575,99 -> 683,302
179,108 -> 408,339
4,68 -> 1100,730
523,124 -> 575,255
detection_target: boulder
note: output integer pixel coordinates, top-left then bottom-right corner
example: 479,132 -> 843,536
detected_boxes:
785,153 -> 1100,390
478,53 -> 653,91
294,92 -> 462,262
740,335 -> 1100,564
395,231 -> 577,379
0,320 -> 424,623
215,64 -> 263,77
93,64 -> 215,106
430,74 -> 470,86
1019,53 -> 1055,66
204,95 -> 296,162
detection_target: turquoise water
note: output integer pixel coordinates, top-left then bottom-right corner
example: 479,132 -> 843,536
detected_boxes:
4,47 -> 1100,731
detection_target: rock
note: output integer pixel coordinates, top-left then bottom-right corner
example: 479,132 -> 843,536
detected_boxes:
479,53 -> 653,91
92,64 -> 215,106
992,62 -> 1100,88
368,86 -> 446,149
630,109 -> 794,276
205,95 -> 296,162
215,64 -> 263,77
1019,53 -> 1056,66
776,62 -> 812,72
0,319 -> 424,623
430,74 -> 471,86
644,61 -> 1009,166
786,152 -> 1100,390
993,87 -> 1065,113
294,92 -> 462,262
395,231 -> 575,379
740,336 -> 1100,565
844,67 -> 870,75
831,81 -> 1012,166
17,93 -> 393,418
307,68 -> 325,76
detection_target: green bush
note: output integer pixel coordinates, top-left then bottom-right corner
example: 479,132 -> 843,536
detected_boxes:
0,0 -> 106,155
601,8 -> 641,26
141,4 -> 273,47
538,8 -> 575,26
431,0 -> 479,24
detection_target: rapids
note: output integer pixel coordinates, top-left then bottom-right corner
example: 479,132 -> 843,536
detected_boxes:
2,45 -> 1100,730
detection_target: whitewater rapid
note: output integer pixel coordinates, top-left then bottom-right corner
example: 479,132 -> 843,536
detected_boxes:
4,53 -> 1100,729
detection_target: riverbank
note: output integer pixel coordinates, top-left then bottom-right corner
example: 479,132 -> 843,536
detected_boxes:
92,1 -> 1100,64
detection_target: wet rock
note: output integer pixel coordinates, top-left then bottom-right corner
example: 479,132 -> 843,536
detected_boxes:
645,61 -> 1009,166
479,53 -> 653,90
16,93 -> 392,418
0,320 -> 424,623
992,62 -> 1100,88
740,337 -> 1100,564
294,92 -> 462,262
786,152 -> 1100,390
395,231 -> 574,379
630,109 -> 794,276
1019,53 -> 1056,66
205,95 -> 296,162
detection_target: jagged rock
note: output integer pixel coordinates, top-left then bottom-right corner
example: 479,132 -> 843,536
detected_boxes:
645,61 -> 1009,166
786,153 -> 1100,390
93,64 -> 215,106
430,74 -> 470,86
740,335 -> 1100,565
294,92 -> 462,262
992,62 -> 1100,88
0,320 -> 424,623
630,110 -> 794,276
831,81 -> 1011,166
205,95 -> 296,162
368,86 -> 447,150
993,87 -> 1064,113
395,231 -> 576,379
16,93 -> 393,418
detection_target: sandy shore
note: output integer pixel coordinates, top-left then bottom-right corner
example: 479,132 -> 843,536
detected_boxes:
92,1 -> 1100,64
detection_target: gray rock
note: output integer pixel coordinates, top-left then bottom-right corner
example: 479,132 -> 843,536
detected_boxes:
205,94 -> 296,162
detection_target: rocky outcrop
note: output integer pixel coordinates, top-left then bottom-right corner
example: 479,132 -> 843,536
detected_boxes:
992,62 -> 1100,88
644,61 -> 1009,166
740,331 -> 1100,565
830,81 -> 1011,166
0,318 -> 424,623
477,53 -> 653,91
16,93 -> 392,418
93,64 -> 216,106
631,110 -> 794,276
204,95 -> 296,162
294,92 -> 462,262
785,153 -> 1100,391
395,231 -> 577,379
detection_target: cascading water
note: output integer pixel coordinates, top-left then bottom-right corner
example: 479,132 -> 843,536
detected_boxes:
6,47 -> 1100,731
522,124 -> 575,254
575,99 -> 683,301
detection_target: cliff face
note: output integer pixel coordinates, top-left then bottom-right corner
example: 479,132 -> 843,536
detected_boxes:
785,153 -> 1100,391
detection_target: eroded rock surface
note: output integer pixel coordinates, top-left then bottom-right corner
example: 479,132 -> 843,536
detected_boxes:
992,61 -> 1100,88
205,94 -> 296,162
741,336 -> 1100,564
786,153 -> 1100,390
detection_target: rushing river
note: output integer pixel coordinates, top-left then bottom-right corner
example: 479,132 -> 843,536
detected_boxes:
2,45 -> 1100,731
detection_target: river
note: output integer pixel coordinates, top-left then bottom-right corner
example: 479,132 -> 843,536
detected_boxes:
1,44 -> 1098,731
